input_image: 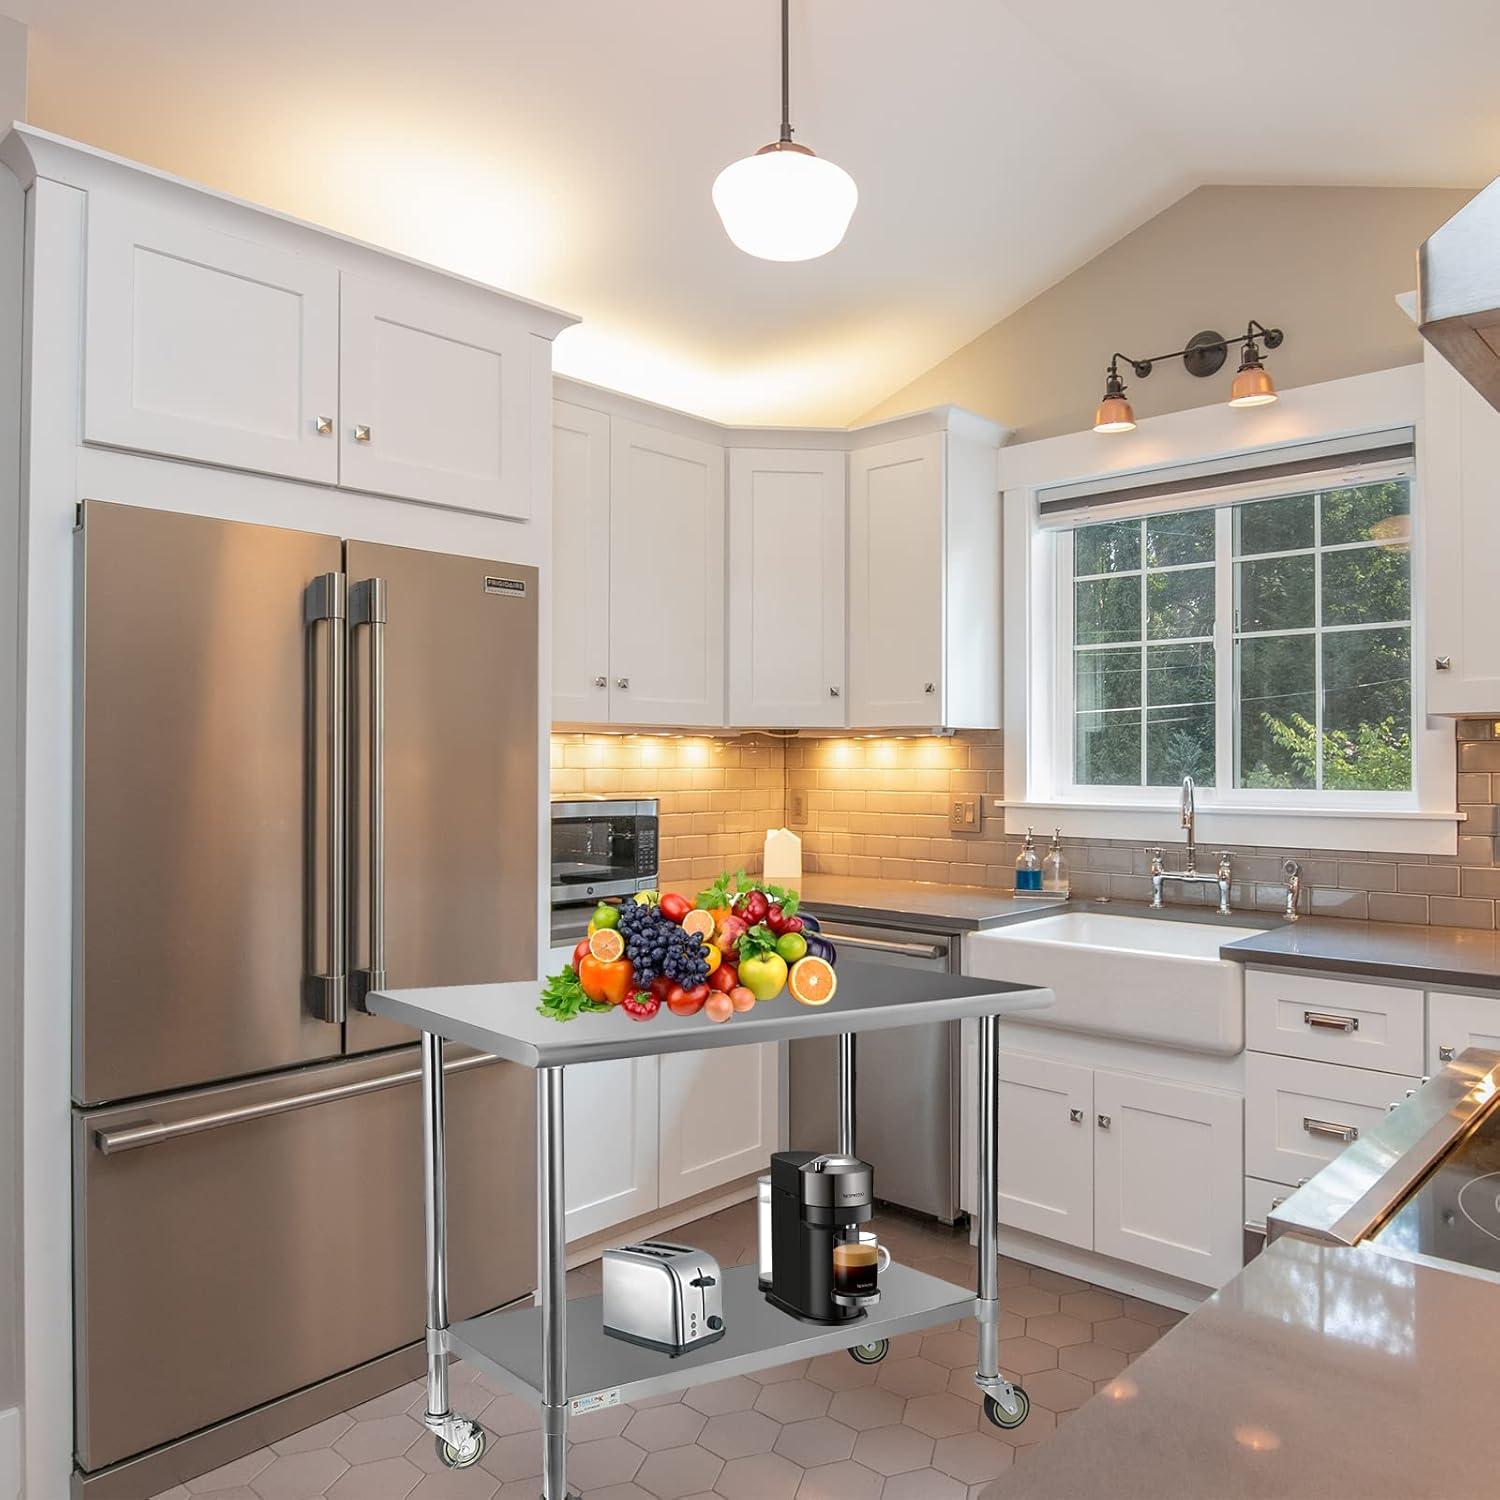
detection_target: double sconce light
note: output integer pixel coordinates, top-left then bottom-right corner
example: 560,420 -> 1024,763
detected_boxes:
1094,320 -> 1284,434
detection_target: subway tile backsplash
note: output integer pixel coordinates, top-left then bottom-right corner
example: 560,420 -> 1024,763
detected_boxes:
553,721 -> 1500,931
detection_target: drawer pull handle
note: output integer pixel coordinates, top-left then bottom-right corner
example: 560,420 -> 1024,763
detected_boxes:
1304,1010 -> 1359,1033
1303,1116 -> 1359,1143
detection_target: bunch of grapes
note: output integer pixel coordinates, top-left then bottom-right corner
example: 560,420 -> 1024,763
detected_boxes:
617,903 -> 711,989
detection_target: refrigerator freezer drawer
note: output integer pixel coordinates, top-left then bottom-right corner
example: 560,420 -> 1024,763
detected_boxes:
74,1046 -> 535,1472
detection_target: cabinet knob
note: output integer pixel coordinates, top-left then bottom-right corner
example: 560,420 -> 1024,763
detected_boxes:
924,682 -> 936,694
1435,655 -> 1452,671
315,415 -> 333,436
616,677 -> 629,690
1069,1108 -> 1084,1124
1096,1113 -> 1111,1130
593,675 -> 607,689
354,424 -> 372,443
829,686 -> 841,698
1439,1044 -> 1456,1062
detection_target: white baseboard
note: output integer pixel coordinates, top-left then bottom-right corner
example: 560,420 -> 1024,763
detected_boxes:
0,1407 -> 19,1500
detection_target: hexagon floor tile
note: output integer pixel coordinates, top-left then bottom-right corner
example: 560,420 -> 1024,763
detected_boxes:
157,1200 -> 1185,1500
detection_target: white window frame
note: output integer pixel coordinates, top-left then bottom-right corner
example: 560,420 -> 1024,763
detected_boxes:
999,365 -> 1458,856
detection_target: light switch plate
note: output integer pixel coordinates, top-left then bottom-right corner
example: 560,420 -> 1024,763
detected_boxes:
948,795 -> 982,833
788,787 -> 809,826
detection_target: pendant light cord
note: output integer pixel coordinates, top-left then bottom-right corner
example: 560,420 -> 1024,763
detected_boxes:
780,0 -> 793,144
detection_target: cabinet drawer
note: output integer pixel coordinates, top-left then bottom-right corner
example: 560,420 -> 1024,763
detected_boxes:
1427,990 -> 1500,1075
1246,1052 -> 1418,1184
1245,969 -> 1423,1074
1244,1175 -> 1299,1231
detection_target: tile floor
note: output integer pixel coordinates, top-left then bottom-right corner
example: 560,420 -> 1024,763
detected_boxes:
152,1201 -> 1182,1500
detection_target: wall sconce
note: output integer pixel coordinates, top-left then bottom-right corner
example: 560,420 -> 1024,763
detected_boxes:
1093,320 -> 1285,433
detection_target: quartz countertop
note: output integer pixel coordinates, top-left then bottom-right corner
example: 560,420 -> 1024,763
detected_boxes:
987,1235 -> 1498,1500
1221,915 -> 1500,993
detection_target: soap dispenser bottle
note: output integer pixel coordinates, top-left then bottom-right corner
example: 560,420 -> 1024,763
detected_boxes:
1014,827 -> 1042,893
1043,828 -> 1070,898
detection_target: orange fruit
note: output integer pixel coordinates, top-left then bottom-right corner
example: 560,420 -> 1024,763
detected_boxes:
588,928 -> 625,963
787,956 -> 837,1006
681,908 -> 716,940
703,942 -> 723,975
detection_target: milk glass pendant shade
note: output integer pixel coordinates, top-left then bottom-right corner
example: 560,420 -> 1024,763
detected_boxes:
714,2 -> 858,262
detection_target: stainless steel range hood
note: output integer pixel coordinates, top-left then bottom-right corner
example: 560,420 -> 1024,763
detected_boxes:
1419,176 -> 1500,411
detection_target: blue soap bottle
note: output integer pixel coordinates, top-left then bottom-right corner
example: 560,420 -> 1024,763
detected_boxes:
1014,827 -> 1043,893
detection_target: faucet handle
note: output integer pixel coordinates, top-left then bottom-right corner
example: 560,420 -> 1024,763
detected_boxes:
1217,849 -> 1233,874
1146,845 -> 1165,873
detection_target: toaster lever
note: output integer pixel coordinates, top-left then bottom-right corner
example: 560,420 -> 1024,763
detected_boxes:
690,1275 -> 717,1287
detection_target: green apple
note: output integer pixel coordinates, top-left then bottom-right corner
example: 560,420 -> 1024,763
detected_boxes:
775,931 -> 807,964
738,951 -> 788,1001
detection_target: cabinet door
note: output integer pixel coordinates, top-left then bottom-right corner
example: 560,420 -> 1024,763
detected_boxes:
553,401 -> 613,723
1428,990 -> 1500,1075
608,419 -> 727,725
993,1050 -> 1094,1249
84,195 -> 339,482
1424,344 -> 1500,713
658,1043 -> 778,1204
1093,1069 -> 1243,1288
565,1056 -> 659,1241
339,272 -> 535,516
728,448 -> 846,727
848,433 -> 945,726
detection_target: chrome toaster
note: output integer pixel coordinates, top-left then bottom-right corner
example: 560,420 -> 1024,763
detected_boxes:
601,1242 -> 726,1355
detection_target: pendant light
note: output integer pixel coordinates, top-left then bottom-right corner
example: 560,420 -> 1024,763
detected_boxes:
712,0 -> 858,261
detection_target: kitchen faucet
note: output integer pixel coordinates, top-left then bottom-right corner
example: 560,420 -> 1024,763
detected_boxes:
1148,775 -> 1233,915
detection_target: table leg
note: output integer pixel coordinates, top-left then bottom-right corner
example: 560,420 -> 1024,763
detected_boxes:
973,1014 -> 1028,1426
838,1033 -> 856,1156
538,1066 -> 577,1500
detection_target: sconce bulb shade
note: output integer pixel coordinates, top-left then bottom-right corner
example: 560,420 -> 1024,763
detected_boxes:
1229,361 -> 1278,408
1093,393 -> 1136,433
713,142 -> 858,261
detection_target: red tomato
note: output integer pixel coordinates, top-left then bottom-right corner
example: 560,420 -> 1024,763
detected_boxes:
666,985 -> 705,1017
683,984 -> 710,1007
707,962 -> 738,994
658,892 -> 692,925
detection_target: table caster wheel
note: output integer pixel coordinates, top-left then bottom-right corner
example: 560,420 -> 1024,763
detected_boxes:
983,1388 -> 1030,1429
849,1339 -> 889,1365
435,1426 -> 487,1468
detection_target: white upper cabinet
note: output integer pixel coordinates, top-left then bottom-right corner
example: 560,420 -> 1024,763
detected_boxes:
728,448 -> 846,727
1423,342 -> 1500,713
848,423 -> 1002,729
607,418 -> 726,726
84,197 -> 340,482
552,400 -> 612,723
338,272 -> 535,517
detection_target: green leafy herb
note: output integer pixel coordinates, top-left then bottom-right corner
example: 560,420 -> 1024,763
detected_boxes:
538,965 -> 613,1023
695,869 -> 800,918
736,922 -> 780,962
758,881 -> 800,918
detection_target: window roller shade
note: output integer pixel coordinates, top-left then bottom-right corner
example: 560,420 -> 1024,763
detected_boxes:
1037,428 -> 1415,530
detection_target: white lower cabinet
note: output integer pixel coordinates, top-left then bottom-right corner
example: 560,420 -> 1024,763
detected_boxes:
564,1056 -> 659,1242
995,1051 -> 1093,1250
658,1043 -> 779,1205
1092,1069 -> 1244,1288
1427,990 -> 1500,1075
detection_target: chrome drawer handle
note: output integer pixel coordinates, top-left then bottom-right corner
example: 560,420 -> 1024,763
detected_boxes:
1303,1116 -> 1359,1143
1304,1011 -> 1359,1034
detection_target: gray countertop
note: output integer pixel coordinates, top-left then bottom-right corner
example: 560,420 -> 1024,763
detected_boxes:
986,1235 -> 1498,1500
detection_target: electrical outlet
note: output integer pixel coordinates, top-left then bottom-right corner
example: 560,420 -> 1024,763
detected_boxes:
788,787 -> 809,825
949,795 -> 982,833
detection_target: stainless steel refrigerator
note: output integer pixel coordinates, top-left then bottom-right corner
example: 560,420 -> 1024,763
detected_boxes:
71,501 -> 541,1482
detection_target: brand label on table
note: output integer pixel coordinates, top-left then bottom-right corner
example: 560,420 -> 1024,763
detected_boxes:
484,575 -> 528,597
570,1389 -> 622,1415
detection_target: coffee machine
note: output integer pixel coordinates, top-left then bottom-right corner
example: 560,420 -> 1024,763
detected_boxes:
763,1150 -> 879,1325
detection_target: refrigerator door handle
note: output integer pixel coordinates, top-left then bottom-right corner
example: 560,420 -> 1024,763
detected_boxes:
305,572 -> 348,1024
349,577 -> 388,1012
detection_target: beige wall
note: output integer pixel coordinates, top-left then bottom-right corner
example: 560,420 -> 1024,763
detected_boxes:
862,185 -> 1472,442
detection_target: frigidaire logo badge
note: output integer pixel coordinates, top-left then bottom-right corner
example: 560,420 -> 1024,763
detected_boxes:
484,576 -> 527,597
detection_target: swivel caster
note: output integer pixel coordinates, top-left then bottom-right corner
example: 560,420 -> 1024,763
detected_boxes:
435,1426 -> 488,1468
983,1387 -> 1030,1429
848,1339 -> 889,1365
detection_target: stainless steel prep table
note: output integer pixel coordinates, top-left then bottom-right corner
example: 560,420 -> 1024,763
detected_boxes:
368,959 -> 1053,1498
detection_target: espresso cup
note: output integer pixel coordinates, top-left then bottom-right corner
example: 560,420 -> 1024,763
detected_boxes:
831,1233 -> 891,1299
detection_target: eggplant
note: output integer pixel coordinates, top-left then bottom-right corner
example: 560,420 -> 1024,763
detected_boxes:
798,912 -> 822,933
803,934 -> 838,966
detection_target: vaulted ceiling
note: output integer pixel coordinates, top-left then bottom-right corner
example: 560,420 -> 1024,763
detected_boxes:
9,1 -> 1497,423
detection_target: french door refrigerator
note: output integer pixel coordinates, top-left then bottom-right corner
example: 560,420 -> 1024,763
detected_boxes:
72,500 -> 541,1481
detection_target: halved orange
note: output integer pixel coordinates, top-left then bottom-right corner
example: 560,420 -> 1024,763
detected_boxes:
788,956 -> 837,1006
681,908 -> 717,940
588,927 -> 625,963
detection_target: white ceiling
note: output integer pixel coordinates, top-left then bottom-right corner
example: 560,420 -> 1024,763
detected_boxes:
9,1 -> 1498,424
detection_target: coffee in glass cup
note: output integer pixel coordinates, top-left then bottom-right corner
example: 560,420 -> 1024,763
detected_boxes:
832,1232 -> 891,1299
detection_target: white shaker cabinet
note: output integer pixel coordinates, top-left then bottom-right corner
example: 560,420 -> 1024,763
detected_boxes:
728,448 -> 847,727
1427,990 -> 1500,1075
993,1049 -> 1093,1250
338,273 -> 538,517
564,1056 -> 659,1242
1423,342 -> 1500,713
607,418 -> 727,726
552,400 -> 613,722
657,1043 -> 779,1205
84,196 -> 340,483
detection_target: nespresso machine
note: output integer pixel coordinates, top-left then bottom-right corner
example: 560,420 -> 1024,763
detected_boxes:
762,1150 -> 881,1324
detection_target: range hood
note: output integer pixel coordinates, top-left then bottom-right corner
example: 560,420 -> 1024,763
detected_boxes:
1419,176 -> 1500,412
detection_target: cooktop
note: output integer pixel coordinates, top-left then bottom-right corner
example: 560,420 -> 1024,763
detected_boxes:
1376,1104 -> 1500,1276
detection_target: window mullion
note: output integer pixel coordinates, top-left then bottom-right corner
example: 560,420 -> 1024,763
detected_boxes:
1139,520 -> 1148,787
1313,492 -> 1324,791
1216,508 -> 1233,794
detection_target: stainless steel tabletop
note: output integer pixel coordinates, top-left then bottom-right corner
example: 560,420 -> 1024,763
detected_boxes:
367,957 -> 1053,1068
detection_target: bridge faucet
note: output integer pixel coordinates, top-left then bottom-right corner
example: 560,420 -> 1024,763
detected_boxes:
1149,775 -> 1233,915
1180,775 -> 1197,873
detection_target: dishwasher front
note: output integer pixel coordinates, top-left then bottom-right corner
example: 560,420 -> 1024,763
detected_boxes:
788,921 -> 961,1222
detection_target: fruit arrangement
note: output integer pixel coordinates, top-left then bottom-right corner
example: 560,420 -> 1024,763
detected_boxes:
538,872 -> 839,1026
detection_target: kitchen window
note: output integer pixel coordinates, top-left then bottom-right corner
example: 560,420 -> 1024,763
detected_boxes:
1062,476 -> 1414,801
